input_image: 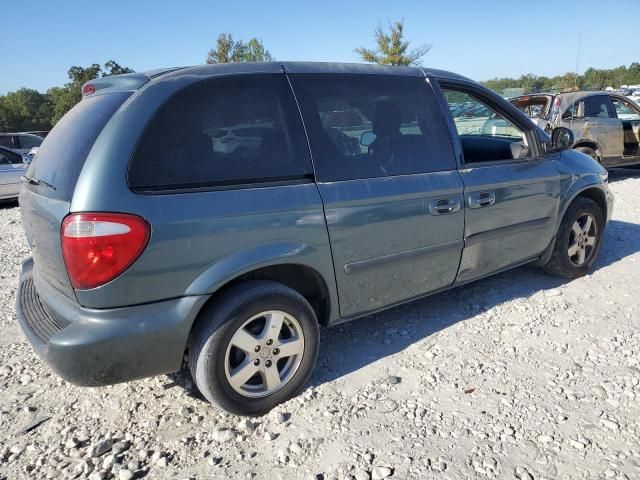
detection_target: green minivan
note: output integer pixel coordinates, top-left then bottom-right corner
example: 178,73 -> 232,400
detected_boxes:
16,62 -> 613,415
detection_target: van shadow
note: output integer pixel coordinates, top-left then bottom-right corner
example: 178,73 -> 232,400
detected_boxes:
608,167 -> 640,183
0,199 -> 18,209
309,218 -> 640,388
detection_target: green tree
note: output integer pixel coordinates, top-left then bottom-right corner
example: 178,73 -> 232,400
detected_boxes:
103,60 -> 135,76
482,61 -> 640,96
206,33 -> 245,63
206,34 -> 273,63
557,72 -> 582,90
356,19 -> 431,66
48,60 -> 134,124
0,88 -> 52,132
244,38 -> 273,62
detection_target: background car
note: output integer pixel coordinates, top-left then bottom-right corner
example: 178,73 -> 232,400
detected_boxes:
510,92 -> 640,166
210,124 -> 273,157
20,131 -> 49,138
0,145 -> 29,200
0,132 -> 44,154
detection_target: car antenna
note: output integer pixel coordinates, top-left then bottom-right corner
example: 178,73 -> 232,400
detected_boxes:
570,31 -> 582,132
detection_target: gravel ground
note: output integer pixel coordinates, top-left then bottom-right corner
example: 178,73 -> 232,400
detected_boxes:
0,170 -> 639,480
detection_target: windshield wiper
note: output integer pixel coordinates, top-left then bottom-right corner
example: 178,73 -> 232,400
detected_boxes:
21,175 -> 56,191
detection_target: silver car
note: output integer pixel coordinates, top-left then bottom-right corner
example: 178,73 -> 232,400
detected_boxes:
510,92 -> 640,167
0,146 -> 30,200
0,133 -> 44,155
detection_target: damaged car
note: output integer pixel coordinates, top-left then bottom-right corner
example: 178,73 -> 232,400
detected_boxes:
510,92 -> 640,167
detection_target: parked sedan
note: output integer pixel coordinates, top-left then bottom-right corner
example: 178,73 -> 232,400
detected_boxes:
0,146 -> 29,200
0,133 -> 44,154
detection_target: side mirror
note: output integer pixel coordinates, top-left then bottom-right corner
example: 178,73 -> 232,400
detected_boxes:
360,131 -> 376,147
551,127 -> 574,151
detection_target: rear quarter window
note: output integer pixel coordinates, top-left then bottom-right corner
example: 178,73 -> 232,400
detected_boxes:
128,74 -> 312,191
26,92 -> 131,200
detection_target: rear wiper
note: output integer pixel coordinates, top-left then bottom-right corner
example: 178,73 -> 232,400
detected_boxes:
21,175 -> 56,191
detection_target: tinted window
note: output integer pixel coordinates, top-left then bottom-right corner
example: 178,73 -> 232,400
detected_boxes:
583,96 -> 616,118
0,136 -> 14,148
129,74 -> 311,190
290,74 -> 456,181
26,92 -> 131,200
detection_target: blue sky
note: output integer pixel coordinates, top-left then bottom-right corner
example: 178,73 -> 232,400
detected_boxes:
3,0 -> 639,94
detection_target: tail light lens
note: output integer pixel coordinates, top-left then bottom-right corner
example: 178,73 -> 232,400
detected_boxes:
82,83 -> 95,96
61,213 -> 150,290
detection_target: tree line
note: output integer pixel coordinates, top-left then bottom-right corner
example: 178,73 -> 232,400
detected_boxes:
484,64 -> 640,94
2,21 -> 638,132
0,61 -> 134,132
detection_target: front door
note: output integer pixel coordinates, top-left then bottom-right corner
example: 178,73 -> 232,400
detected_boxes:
611,96 -> 640,160
289,71 -> 464,318
438,81 -> 562,284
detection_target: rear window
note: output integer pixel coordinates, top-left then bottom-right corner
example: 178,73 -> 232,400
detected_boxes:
128,74 -> 312,191
26,92 -> 130,200
509,96 -> 551,118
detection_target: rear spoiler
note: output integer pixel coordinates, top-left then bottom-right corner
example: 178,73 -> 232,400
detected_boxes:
80,67 -> 185,98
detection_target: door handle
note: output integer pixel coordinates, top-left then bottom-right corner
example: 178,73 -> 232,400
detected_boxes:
468,191 -> 496,209
429,197 -> 461,215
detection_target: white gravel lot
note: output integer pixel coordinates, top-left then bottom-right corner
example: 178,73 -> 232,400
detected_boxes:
0,169 -> 639,480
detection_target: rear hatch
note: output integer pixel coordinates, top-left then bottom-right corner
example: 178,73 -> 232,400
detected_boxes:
508,94 -> 554,119
20,90 -> 134,299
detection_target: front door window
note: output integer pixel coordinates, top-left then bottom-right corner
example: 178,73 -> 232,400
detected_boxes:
442,89 -> 530,163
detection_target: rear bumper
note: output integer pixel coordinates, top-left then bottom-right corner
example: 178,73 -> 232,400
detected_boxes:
16,257 -> 209,386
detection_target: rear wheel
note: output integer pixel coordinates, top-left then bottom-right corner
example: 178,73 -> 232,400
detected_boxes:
542,197 -> 604,279
574,146 -> 599,163
188,281 -> 320,416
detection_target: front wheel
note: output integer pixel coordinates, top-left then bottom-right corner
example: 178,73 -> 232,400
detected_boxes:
188,281 -> 320,416
542,197 -> 604,279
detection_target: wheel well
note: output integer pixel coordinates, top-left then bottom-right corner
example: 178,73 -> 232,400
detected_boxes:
220,264 -> 331,326
576,187 -> 607,219
573,141 -> 600,157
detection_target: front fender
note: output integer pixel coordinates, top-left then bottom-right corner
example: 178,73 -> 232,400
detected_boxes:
554,148 -> 609,229
556,174 -> 609,234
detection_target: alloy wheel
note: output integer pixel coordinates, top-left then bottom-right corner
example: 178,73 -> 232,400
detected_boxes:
567,213 -> 598,267
224,310 -> 305,398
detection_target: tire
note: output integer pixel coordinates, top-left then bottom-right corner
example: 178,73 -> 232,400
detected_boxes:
188,280 -> 320,416
542,197 -> 604,279
574,146 -> 599,163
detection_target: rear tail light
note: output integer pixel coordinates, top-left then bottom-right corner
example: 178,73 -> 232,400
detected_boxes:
82,83 -> 96,96
61,213 -> 150,290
